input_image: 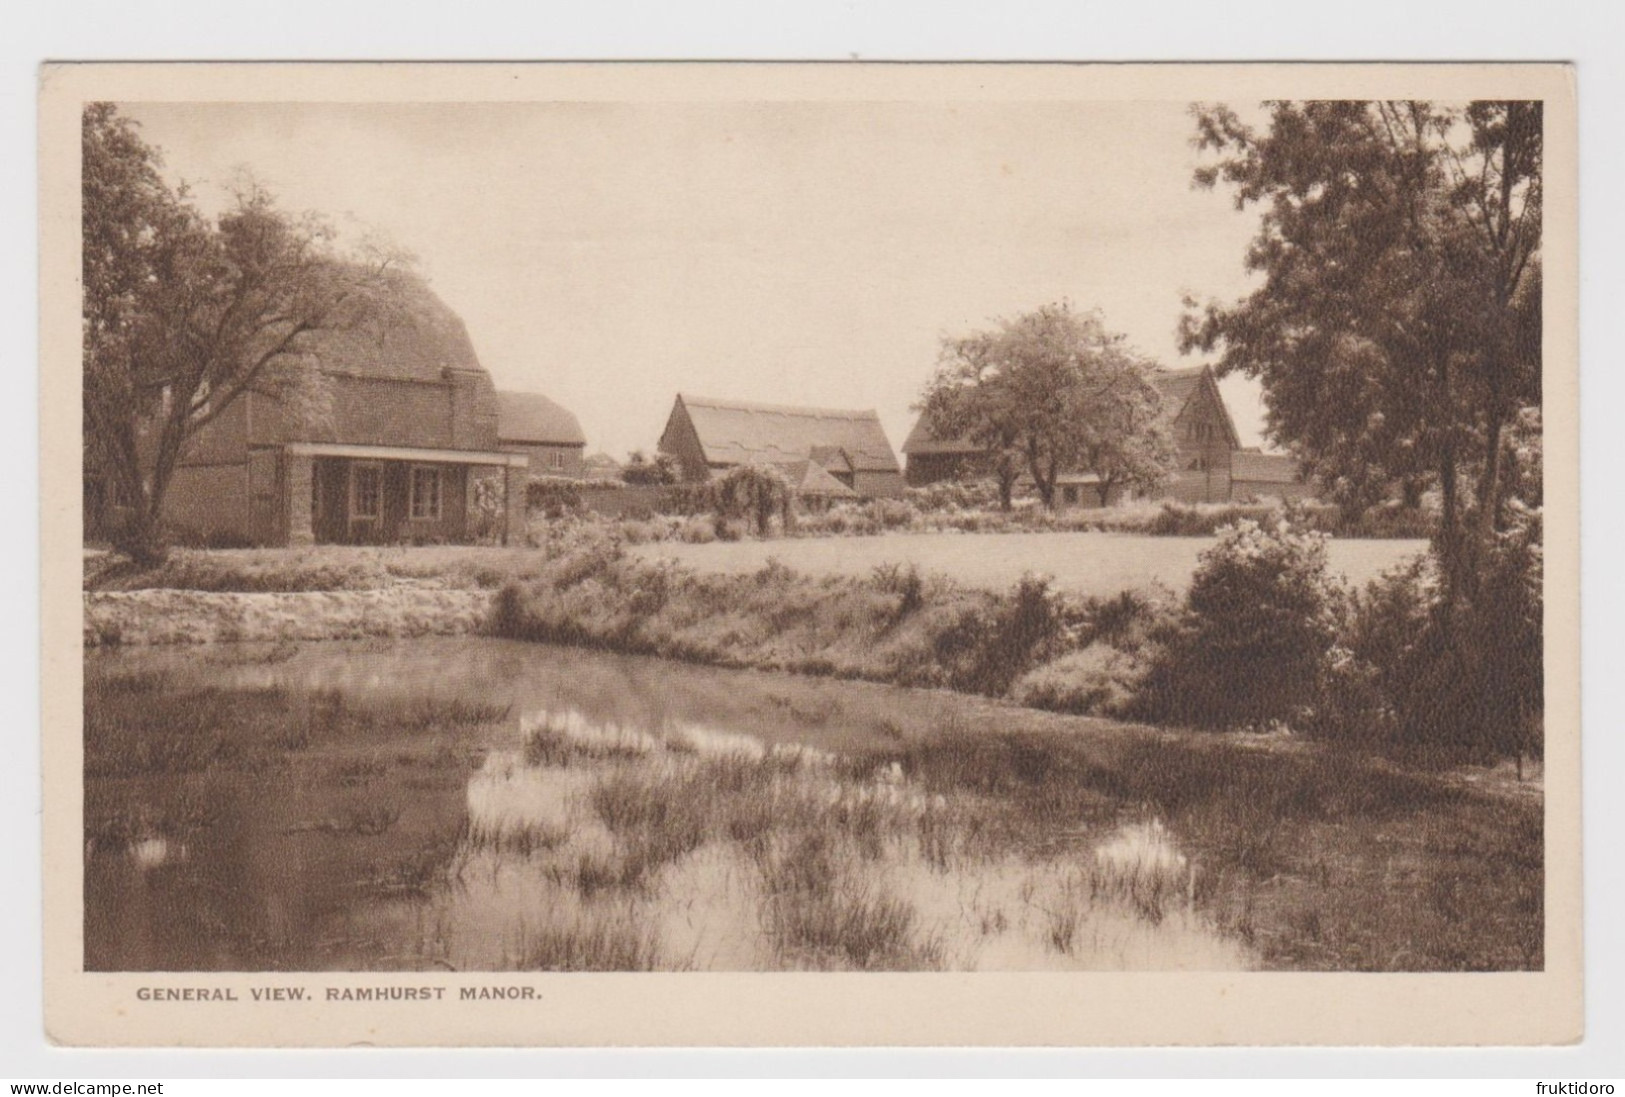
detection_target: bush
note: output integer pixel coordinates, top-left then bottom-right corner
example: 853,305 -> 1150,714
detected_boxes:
867,497 -> 921,531
1138,519 -> 1342,729
1012,643 -> 1150,717
712,465 -> 795,537
905,480 -> 1009,513
526,478 -> 583,519
1314,505 -> 1542,761
937,573 -> 1062,696
653,482 -> 715,516
621,451 -> 680,486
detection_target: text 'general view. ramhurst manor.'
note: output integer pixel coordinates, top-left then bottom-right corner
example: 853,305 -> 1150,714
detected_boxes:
80,97 -> 1548,981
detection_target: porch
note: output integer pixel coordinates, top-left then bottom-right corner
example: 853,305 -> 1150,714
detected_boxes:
282,442 -> 529,546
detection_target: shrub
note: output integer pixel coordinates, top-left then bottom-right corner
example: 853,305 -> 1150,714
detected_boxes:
712,465 -> 795,538
867,497 -> 921,531
1012,643 -> 1150,717
939,573 -> 1062,696
653,482 -> 715,516
620,451 -> 680,486
1315,505 -> 1543,762
906,480 -> 1009,513
871,562 -> 925,618
1138,518 -> 1342,729
526,478 -> 583,519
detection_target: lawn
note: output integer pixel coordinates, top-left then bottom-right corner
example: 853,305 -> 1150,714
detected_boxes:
634,531 -> 1429,597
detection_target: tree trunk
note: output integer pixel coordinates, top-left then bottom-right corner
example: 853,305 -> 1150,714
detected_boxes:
1096,480 -> 1114,507
1477,408 -> 1508,540
1402,476 -> 1425,509
115,492 -> 169,566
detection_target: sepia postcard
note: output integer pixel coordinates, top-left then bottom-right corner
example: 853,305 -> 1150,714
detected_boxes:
40,61 -> 1580,1047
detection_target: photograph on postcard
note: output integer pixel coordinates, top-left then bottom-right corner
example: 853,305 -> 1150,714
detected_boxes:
42,63 -> 1580,1046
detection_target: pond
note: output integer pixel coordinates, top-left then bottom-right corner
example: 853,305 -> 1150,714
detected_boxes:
84,637 -> 1255,973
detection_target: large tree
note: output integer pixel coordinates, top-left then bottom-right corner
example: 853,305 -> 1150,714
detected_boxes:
1180,100 -> 1542,596
922,303 -> 1174,510
83,103 -> 410,563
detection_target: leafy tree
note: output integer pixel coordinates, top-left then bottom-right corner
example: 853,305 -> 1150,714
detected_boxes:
622,449 -> 680,486
82,103 -> 410,563
712,464 -> 794,537
921,302 -> 1175,510
1180,100 -> 1542,597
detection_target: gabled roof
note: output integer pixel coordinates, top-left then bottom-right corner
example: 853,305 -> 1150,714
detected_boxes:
808,445 -> 855,474
901,413 -> 984,457
902,364 -> 1238,455
1150,366 -> 1207,423
1153,365 -> 1242,449
775,458 -> 860,497
676,394 -> 901,473
496,391 -> 587,446
1230,451 -> 1302,484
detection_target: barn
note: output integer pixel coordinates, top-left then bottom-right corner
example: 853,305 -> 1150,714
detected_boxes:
657,394 -> 905,499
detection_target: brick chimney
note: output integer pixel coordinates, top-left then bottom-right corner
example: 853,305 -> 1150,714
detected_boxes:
443,367 -> 481,449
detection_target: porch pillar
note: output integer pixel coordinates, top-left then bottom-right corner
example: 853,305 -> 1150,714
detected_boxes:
502,463 -> 518,546
286,452 -> 315,547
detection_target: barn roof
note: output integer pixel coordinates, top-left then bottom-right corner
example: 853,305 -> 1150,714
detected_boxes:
302,269 -> 487,385
775,458 -> 860,497
676,394 -> 901,473
1151,366 -> 1206,421
902,365 -> 1227,455
496,391 -> 587,446
1230,451 -> 1302,484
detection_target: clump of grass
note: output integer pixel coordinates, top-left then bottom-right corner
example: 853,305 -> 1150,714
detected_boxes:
590,767 -> 712,876
548,848 -> 646,897
464,817 -> 570,857
522,716 -> 656,767
513,914 -> 666,972
396,697 -> 512,732
753,831 -> 941,970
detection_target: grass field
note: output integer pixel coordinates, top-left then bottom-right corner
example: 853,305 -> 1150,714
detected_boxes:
634,531 -> 1429,596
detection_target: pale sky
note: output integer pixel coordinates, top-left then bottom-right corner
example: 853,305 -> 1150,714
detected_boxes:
120,100 -> 1270,459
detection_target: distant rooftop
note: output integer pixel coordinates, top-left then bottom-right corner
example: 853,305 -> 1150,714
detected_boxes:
496,391 -> 587,446
676,393 -> 900,473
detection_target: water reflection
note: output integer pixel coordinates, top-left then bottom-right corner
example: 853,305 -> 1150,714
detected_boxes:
85,637 -> 1254,972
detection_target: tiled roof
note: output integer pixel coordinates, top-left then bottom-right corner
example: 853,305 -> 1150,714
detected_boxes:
1230,451 -> 1302,484
678,394 -> 901,473
496,391 -> 588,446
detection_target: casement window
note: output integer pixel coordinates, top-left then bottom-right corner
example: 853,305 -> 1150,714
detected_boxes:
349,462 -> 382,520
550,450 -> 564,471
409,465 -> 443,521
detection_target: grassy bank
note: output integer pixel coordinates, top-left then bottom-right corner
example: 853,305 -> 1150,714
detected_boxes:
84,661 -> 1541,971
84,588 -> 496,647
